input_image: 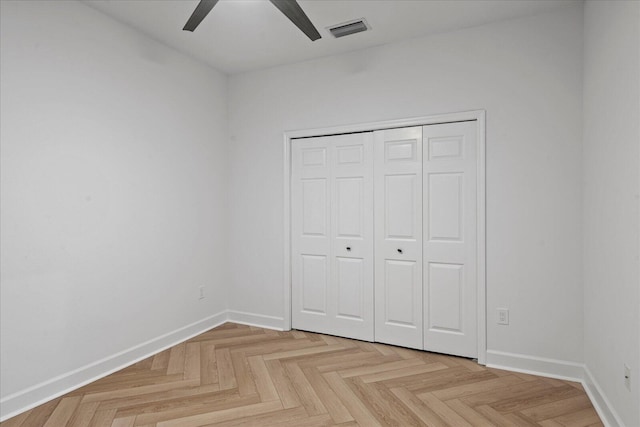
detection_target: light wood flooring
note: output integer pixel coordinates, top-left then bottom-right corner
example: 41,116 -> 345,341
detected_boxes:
1,322 -> 602,427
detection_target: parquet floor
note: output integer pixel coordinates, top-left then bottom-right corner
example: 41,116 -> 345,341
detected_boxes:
2,323 -> 602,427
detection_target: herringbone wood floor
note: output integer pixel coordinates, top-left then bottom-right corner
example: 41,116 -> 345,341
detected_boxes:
2,323 -> 602,427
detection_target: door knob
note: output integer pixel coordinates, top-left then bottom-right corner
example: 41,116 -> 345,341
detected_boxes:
397,248 -> 403,254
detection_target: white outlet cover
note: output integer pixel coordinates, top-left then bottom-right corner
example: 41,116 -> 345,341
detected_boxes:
497,308 -> 509,325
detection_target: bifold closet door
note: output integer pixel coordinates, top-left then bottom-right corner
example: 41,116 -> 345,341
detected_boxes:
423,121 -> 477,358
374,127 -> 424,349
291,133 -> 374,341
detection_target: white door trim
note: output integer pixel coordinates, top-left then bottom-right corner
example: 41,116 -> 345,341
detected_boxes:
283,110 -> 487,364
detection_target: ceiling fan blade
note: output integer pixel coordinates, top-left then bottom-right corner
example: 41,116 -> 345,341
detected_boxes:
269,0 -> 321,41
183,0 -> 220,32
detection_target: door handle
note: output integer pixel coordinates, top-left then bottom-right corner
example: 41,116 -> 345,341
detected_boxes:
346,247 -> 351,251
397,248 -> 403,254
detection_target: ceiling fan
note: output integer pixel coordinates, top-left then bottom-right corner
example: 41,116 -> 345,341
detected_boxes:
183,0 -> 321,41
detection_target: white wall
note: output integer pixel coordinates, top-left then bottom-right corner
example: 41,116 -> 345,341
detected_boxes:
228,6 -> 584,364
583,1 -> 640,426
0,0 -> 228,417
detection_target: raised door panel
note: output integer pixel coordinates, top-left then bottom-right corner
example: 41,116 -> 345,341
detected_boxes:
423,121 -> 477,358
427,262 -> 463,332
385,174 -> 418,239
383,260 -> 419,326
301,178 -> 328,237
336,257 -> 364,320
300,255 -> 328,314
428,173 -> 463,242
374,127 -> 423,350
335,177 -> 364,238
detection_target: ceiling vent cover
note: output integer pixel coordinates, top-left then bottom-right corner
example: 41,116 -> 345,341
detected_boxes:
328,19 -> 369,38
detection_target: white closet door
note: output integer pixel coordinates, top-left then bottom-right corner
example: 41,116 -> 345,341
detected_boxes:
291,133 -> 374,341
374,127 -> 423,349
331,134 -> 374,340
423,121 -> 477,358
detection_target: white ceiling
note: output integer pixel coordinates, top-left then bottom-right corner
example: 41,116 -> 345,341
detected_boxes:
85,0 -> 579,75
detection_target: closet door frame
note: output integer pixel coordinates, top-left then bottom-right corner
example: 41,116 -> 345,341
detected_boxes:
283,110 -> 487,364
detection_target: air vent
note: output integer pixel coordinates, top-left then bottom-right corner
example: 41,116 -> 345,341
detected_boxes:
328,19 -> 369,38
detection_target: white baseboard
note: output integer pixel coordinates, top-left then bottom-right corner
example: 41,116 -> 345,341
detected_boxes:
583,365 -> 625,427
0,309 -> 287,422
486,349 -> 585,382
3,317 -> 624,427
486,350 -> 627,427
0,311 -> 227,422
226,310 -> 285,330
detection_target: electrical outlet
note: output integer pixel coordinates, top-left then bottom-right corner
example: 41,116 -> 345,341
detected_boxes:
624,364 -> 631,391
199,286 -> 205,300
497,308 -> 509,325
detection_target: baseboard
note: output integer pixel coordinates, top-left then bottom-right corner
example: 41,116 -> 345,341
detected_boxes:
226,310 -> 285,331
486,350 -> 585,382
5,316 -> 622,426
0,311 -> 227,422
0,309 -> 287,422
582,365 -> 625,427
486,350 -> 628,427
